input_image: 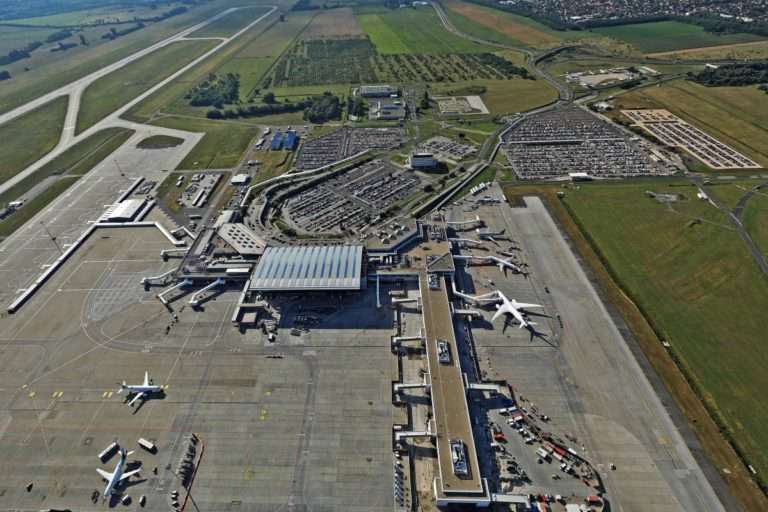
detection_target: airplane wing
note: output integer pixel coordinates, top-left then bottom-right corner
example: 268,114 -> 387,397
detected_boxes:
510,308 -> 528,328
143,371 -> 150,386
97,468 -> 113,481
491,305 -> 507,322
514,302 -> 543,309
128,391 -> 145,407
120,468 -> 141,481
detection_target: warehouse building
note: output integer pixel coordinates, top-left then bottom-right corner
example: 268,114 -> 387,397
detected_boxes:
360,84 -> 398,98
369,99 -> 406,121
249,245 -> 364,292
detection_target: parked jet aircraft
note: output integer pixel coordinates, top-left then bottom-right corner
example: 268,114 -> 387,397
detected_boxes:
118,372 -> 161,407
477,228 -> 506,243
491,291 -> 543,329
97,447 -> 140,497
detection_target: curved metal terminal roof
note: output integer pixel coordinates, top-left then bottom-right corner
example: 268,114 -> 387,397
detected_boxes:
249,245 -> 363,291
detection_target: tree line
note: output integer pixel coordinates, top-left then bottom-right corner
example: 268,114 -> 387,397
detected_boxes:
688,62 -> 768,87
206,92 -> 341,123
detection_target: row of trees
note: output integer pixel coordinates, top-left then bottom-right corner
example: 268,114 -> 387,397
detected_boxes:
688,63 -> 768,87
102,22 -> 145,40
187,73 -> 240,108
205,92 -> 342,123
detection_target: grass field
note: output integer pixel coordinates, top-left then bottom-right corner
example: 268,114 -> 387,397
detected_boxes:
562,180 -> 768,480
0,127 -> 134,208
443,0 -> 561,48
355,6 -> 490,54
5,3 -> 189,26
431,78 -> 557,114
611,80 -> 768,167
591,20 -> 765,54
646,40 -> 768,60
76,39 -> 216,133
301,8 -> 364,39
546,54 -> 702,79
189,6 -> 272,38
743,191 -> 768,257
149,116 -> 260,169
136,134 -> 184,148
0,0 -> 253,114
0,96 -> 67,186
703,180 -> 762,210
124,12 -> 309,122
0,127 -> 133,239
0,25 -> 60,53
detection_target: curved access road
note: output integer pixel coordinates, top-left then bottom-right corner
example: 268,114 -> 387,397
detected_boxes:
430,1 -> 575,105
0,5 -> 277,197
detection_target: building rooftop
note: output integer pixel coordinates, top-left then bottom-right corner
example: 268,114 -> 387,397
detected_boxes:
249,245 -> 364,291
217,223 -> 266,257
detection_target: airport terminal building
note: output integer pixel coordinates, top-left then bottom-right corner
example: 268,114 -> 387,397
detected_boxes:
249,244 -> 364,292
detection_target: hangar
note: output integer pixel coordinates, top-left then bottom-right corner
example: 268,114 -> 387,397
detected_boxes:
249,245 -> 364,291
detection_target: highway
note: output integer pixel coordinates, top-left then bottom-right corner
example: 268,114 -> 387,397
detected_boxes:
0,5 -> 277,197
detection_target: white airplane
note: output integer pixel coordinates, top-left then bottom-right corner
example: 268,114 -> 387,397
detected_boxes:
97,447 -> 140,497
494,256 -> 524,275
118,372 -> 161,407
491,291 -> 543,329
476,228 -> 505,243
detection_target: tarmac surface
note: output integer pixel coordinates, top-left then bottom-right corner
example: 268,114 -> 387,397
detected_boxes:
447,186 -> 727,512
0,226 -> 395,512
0,132 -> 199,308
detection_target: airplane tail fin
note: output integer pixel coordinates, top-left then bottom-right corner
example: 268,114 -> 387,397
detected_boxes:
117,381 -> 126,394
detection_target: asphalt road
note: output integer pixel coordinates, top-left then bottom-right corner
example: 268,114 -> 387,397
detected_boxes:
0,5 -> 276,197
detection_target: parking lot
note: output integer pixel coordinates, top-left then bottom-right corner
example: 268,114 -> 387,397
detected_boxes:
294,128 -> 405,170
622,109 -> 760,169
285,159 -> 421,234
502,107 -> 662,180
420,136 -> 477,162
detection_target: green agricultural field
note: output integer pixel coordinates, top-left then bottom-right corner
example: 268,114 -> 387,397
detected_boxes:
0,0 -> 251,114
440,4 -> 524,47
0,96 -> 67,186
149,116 -> 260,169
189,6 -> 273,38
356,6 -> 491,54
562,180 -> 768,479
76,39 -> 216,133
591,21 -> 765,54
612,80 -> 768,167
0,127 -> 133,239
